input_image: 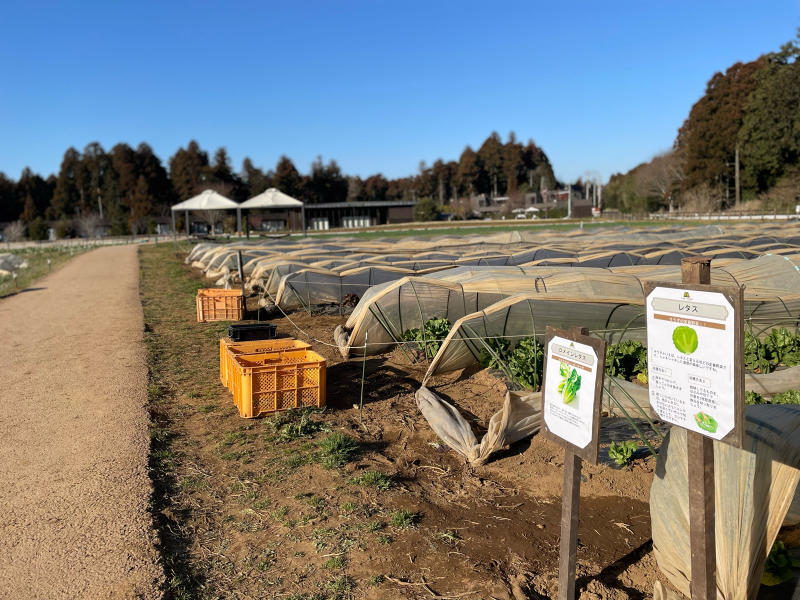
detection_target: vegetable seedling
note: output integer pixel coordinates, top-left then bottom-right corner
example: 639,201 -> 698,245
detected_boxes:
608,440 -> 637,466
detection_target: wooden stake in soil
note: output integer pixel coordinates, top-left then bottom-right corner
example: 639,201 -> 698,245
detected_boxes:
644,257 -> 744,600
558,449 -> 581,600
682,257 -> 716,600
541,325 -> 606,600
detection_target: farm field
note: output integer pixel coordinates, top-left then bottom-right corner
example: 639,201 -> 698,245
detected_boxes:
162,222 -> 800,598
141,242 -> 663,599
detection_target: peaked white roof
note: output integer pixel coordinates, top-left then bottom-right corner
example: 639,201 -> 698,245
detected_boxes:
171,189 -> 239,211
239,187 -> 303,209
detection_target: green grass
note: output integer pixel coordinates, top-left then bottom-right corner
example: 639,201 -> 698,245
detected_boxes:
266,408 -> 329,441
206,218 -> 720,243
0,246 -> 88,297
323,556 -> 346,569
389,509 -> 419,529
299,218 -> 716,240
326,575 -> 355,595
351,470 -> 393,491
317,432 -> 360,469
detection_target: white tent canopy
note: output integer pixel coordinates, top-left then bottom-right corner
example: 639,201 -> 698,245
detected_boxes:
171,189 -> 239,211
171,189 -> 241,237
240,188 -> 303,209
239,188 -> 305,236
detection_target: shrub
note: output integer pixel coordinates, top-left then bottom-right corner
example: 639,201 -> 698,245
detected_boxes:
413,197 -> 440,222
28,218 -> 49,241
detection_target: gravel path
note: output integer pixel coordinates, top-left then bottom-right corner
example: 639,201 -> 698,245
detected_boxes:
0,246 -> 163,599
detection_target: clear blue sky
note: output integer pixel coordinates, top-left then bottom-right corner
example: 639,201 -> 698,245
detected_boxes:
1,1 -> 797,185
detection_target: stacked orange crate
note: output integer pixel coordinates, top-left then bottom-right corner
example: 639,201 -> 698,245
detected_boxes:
219,338 -> 311,390
196,288 -> 244,322
230,350 -> 326,418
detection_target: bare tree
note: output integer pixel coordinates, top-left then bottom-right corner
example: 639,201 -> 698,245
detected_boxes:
3,221 -> 25,242
76,213 -> 101,238
680,183 -> 722,213
202,210 -> 223,234
641,151 -> 685,211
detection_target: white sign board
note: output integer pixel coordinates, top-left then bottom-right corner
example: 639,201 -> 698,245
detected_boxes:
646,286 -> 736,440
543,336 -> 600,449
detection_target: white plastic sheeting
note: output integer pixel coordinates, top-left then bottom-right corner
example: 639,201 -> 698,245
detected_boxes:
651,405 -> 800,599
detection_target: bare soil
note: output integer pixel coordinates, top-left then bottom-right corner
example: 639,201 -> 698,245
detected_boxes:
141,244 -> 668,600
0,245 -> 162,599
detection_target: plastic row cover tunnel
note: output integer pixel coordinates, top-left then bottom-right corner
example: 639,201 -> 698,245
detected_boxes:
269,265 -> 453,312
651,406 -> 800,599
336,256 -> 800,359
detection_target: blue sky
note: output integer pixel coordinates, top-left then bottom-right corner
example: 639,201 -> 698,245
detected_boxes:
1,1 -> 797,184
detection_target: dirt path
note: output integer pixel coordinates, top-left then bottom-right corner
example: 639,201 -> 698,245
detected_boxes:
0,246 -> 162,599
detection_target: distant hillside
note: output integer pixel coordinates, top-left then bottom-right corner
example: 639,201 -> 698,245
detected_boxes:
605,29 -> 800,213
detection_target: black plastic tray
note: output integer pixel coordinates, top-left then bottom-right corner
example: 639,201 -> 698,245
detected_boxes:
228,323 -> 278,342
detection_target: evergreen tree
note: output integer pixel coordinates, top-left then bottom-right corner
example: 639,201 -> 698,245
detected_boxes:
129,175 -> 153,232
16,168 -> 51,221
0,172 -> 20,222
137,143 -> 175,213
739,33 -> 800,191
362,174 -> 388,201
51,147 -> 82,218
477,132 -> 505,196
110,143 -> 138,210
676,59 -> 765,194
457,146 -> 480,196
274,156 -> 302,198
81,142 -> 110,218
305,157 -> 348,204
169,140 -> 209,200
241,158 -> 271,197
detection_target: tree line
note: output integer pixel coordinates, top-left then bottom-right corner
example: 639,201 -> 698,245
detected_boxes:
605,30 -> 800,214
0,132 -> 556,238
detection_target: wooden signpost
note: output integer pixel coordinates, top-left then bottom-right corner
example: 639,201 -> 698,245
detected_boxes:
644,257 -> 744,600
541,326 -> 606,600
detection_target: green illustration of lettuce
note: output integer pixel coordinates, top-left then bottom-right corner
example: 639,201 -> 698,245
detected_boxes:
557,361 -> 581,404
672,325 -> 698,354
694,412 -> 718,433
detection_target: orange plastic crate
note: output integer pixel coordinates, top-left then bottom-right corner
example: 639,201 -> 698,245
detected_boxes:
196,288 -> 244,322
231,349 -> 326,418
219,337 -> 312,390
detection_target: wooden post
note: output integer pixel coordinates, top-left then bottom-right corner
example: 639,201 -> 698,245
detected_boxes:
681,256 -> 715,600
558,450 -> 581,600
551,325 -> 596,600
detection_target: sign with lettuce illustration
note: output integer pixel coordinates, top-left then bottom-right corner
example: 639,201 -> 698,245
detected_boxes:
543,335 -> 600,450
645,285 -> 738,441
